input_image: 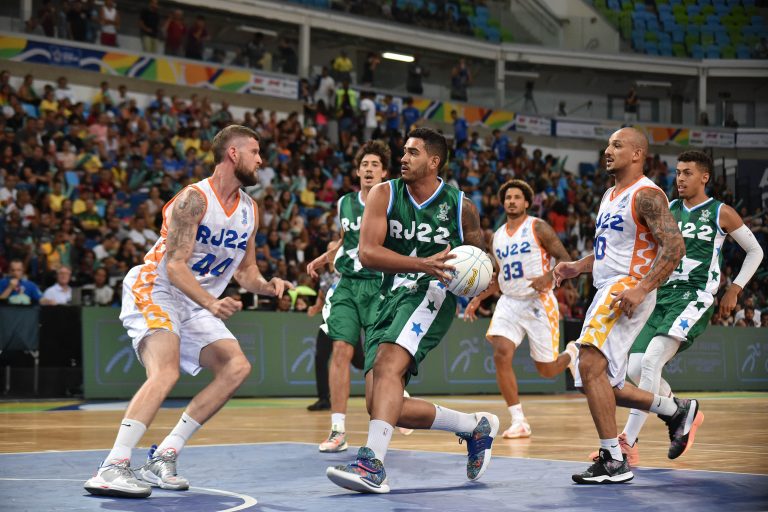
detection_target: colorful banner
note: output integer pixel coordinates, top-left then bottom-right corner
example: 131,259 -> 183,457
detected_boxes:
0,34 -> 298,100
513,114 -> 552,136
736,130 -> 768,149
689,129 -> 737,148
555,120 -> 621,140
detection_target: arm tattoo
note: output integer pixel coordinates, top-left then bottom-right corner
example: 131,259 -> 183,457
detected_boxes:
165,188 -> 205,262
533,220 -> 571,263
635,188 -> 685,290
461,197 -> 486,250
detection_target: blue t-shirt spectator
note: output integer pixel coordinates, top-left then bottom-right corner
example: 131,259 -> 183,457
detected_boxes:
0,277 -> 43,305
402,105 -> 420,134
492,133 -> 510,161
453,117 -> 468,146
386,102 -> 400,132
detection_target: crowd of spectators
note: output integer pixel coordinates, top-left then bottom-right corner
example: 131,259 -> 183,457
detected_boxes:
0,69 -> 765,327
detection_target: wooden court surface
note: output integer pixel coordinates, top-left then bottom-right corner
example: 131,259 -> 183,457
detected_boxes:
1,393 -> 766,475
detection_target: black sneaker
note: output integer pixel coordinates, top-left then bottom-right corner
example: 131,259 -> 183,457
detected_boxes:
572,448 -> 634,484
307,398 -> 331,411
659,398 -> 704,459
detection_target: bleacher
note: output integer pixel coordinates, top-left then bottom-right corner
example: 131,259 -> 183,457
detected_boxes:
590,0 -> 767,58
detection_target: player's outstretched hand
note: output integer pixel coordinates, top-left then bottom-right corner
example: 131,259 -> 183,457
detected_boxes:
421,246 -> 456,284
209,297 -> 242,319
266,278 -> 294,298
553,262 -> 580,287
464,297 -> 481,322
306,255 -> 326,279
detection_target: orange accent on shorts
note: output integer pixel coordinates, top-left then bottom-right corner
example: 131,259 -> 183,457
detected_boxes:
131,242 -> 173,331
579,277 -> 636,349
540,292 -> 560,358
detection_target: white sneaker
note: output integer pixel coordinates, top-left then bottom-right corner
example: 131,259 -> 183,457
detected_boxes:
565,341 -> 579,376
502,419 -> 532,439
398,390 -> 414,436
84,458 -> 152,498
319,430 -> 348,452
138,445 -> 190,490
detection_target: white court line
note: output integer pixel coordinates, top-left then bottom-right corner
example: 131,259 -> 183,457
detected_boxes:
2,441 -> 766,478
0,478 -> 257,512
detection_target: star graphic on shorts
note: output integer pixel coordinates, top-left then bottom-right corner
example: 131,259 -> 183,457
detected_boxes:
436,282 -> 446,290
426,300 -> 437,314
679,319 -> 690,329
694,301 -> 706,310
711,270 -> 719,281
411,322 -> 424,336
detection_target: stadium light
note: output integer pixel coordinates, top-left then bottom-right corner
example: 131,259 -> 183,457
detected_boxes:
237,25 -> 278,38
505,71 -> 540,79
382,52 -> 415,63
635,80 -> 672,88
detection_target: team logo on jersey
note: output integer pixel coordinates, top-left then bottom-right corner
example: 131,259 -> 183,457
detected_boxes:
682,291 -> 691,300
522,227 -> 528,237
699,209 -> 711,222
241,207 -> 248,226
436,202 -> 450,222
616,194 -> 630,210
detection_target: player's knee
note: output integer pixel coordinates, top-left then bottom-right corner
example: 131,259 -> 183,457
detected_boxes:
535,362 -> 557,378
331,342 -> 353,363
640,352 -> 662,379
147,367 -> 180,391
229,356 -> 252,385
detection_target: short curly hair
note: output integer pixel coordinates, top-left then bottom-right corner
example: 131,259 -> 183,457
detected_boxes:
355,139 -> 391,170
498,179 -> 533,205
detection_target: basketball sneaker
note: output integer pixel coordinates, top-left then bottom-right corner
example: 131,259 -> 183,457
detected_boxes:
565,341 -> 579,376
587,433 -> 639,467
319,430 -> 348,452
138,445 -> 190,490
659,398 -> 704,459
398,390 -> 414,436
502,418 -> 531,439
326,446 -> 389,493
572,448 -> 634,484
84,458 -> 152,498
457,412 -> 499,481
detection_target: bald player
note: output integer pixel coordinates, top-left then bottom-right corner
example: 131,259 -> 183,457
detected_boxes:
554,128 -> 702,484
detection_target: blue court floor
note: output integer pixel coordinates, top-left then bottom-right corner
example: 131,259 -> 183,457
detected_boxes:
1,442 -> 766,511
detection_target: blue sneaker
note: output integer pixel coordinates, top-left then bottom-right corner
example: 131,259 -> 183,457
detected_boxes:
457,412 -> 500,481
326,447 -> 390,493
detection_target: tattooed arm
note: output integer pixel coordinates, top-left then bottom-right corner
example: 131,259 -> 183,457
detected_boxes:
461,196 -> 485,251
165,187 -> 241,319
610,187 -> 684,317
530,219 -> 572,292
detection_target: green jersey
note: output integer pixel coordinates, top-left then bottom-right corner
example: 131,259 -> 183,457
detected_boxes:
334,191 -> 381,279
382,178 -> 464,293
663,197 -> 727,294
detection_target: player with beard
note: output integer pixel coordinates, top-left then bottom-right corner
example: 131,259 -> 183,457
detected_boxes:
326,128 -> 499,494
599,150 -> 763,466
555,127 -> 701,484
85,125 -> 293,498
465,179 -> 577,439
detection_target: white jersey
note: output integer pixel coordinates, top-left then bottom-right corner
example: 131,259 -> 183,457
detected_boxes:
492,216 -> 550,299
130,178 -> 256,316
592,176 -> 663,289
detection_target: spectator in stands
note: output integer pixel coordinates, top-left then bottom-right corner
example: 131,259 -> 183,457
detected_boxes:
17,74 -> 40,107
383,95 -> 400,135
451,109 -> 468,148
98,0 -> 119,47
359,91 -> 377,142
40,265 -> 73,305
335,80 -> 358,148
406,55 -> 427,95
360,52 -> 380,86
81,267 -> 114,306
724,113 -> 739,128
401,97 -> 420,134
245,32 -> 267,70
0,260 -> 43,305
26,0 -> 56,37
185,15 -> 209,60
623,86 -> 638,123
698,111 -> 710,126
315,66 -> 336,112
139,0 -> 161,53
734,296 -> 761,326
67,0 -> 89,42
332,50 -> 354,83
163,9 -> 186,57
278,37 -> 298,74
54,76 -> 76,104
450,58 -> 471,102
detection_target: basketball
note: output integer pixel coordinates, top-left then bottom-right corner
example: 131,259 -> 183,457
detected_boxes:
446,245 -> 493,298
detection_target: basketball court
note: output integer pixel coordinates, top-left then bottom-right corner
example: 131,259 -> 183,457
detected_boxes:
2,393 -> 766,511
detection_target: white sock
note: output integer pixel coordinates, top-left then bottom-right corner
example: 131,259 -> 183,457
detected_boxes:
366,419 -> 394,461
600,437 -> 623,462
430,404 -> 478,433
104,418 -> 146,465
622,410 -> 647,446
649,395 -> 677,416
331,413 -> 346,432
508,403 -> 524,422
155,412 -> 201,456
